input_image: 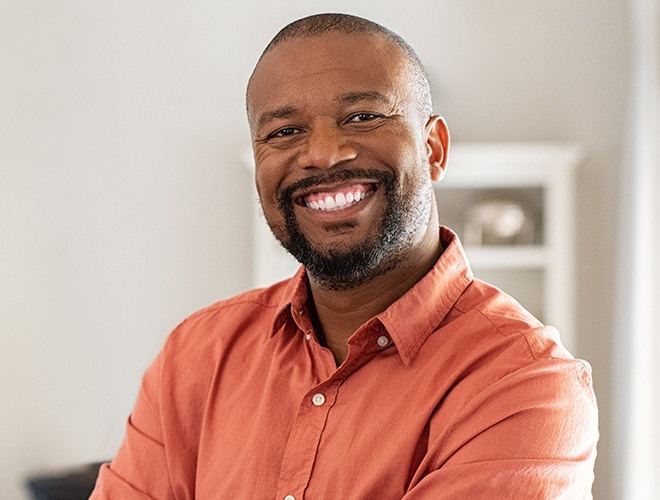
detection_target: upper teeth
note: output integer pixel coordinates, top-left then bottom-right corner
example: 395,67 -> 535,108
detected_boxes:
306,189 -> 368,211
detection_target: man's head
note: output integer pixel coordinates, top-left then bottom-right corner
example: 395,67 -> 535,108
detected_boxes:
248,14 -> 433,122
246,13 -> 449,291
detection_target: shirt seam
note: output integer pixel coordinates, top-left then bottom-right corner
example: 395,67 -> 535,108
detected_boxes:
453,303 -> 541,362
180,297 -> 283,325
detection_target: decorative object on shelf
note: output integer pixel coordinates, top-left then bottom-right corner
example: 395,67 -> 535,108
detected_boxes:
463,200 -> 535,246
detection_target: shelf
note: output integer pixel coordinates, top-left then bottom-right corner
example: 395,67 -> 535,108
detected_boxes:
444,142 -> 584,188
463,245 -> 548,270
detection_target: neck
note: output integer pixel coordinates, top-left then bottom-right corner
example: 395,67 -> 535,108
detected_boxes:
308,227 -> 442,365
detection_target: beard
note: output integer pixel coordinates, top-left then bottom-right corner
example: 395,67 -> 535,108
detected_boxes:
273,167 -> 434,291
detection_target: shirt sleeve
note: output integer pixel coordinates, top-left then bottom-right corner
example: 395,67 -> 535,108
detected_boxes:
90,350 -> 176,500
402,358 -> 598,499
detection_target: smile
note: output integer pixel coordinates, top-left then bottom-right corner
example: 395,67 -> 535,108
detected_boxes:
301,183 -> 376,212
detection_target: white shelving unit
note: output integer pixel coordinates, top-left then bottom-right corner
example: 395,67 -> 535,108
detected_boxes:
439,142 -> 584,352
247,142 -> 584,352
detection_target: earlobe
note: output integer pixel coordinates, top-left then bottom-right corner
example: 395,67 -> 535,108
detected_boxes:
425,115 -> 450,182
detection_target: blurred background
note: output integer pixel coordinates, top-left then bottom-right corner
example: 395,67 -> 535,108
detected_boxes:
1,1 -> 657,498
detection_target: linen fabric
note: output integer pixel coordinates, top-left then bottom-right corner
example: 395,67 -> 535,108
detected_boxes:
91,227 -> 598,499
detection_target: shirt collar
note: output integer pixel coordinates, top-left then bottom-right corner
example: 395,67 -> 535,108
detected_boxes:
377,226 -> 473,365
269,227 -> 474,364
270,266 -> 309,337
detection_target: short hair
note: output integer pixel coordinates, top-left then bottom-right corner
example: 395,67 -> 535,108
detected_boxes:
248,13 -> 433,118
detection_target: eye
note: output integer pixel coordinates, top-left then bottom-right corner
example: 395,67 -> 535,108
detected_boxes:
267,127 -> 302,140
348,112 -> 380,123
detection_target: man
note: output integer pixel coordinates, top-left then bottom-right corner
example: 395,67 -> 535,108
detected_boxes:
92,13 -> 598,499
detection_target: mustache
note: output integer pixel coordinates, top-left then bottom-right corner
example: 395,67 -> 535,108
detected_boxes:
277,168 -> 395,209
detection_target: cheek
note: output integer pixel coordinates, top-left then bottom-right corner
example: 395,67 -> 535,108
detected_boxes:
254,168 -> 289,239
253,145 -> 293,200
373,126 -> 427,166
255,170 -> 278,215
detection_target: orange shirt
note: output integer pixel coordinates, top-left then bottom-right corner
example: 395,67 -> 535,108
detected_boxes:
92,228 -> 598,499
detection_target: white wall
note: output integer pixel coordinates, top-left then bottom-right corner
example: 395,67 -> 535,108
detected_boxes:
0,1 -> 630,498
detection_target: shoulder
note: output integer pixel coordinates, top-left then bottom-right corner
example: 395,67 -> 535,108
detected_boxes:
433,279 -> 597,462
452,277 -> 573,361
157,279 -> 293,370
436,277 -> 594,414
141,278 -> 296,415
178,281 -> 287,332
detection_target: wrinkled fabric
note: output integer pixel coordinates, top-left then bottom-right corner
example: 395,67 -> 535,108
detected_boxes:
92,227 -> 598,499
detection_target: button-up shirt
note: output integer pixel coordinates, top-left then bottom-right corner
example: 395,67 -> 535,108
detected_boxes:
92,227 -> 598,499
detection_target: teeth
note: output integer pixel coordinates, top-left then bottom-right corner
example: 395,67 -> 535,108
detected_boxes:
305,188 -> 371,211
324,195 -> 336,209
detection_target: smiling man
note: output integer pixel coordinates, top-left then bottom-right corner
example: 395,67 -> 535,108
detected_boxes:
92,13 -> 598,499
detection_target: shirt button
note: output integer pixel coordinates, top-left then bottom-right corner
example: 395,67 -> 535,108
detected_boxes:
312,393 -> 326,406
284,496 -> 295,500
377,335 -> 390,347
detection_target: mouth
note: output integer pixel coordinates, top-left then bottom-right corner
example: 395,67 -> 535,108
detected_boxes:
278,168 -> 393,219
297,183 -> 377,212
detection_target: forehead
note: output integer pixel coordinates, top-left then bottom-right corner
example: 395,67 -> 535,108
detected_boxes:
247,32 -> 412,123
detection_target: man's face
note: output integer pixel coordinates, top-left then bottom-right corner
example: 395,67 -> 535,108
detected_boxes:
247,32 -> 446,290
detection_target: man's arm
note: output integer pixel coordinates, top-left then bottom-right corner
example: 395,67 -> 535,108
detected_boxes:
403,358 -> 598,499
91,352 -> 176,499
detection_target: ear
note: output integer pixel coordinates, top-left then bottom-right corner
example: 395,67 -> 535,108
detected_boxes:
424,115 -> 450,182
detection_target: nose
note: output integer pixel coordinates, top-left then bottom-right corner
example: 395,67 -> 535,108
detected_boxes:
297,122 -> 357,170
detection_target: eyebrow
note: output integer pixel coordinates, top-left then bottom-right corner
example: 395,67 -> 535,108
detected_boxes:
255,91 -> 392,129
337,91 -> 390,105
255,105 -> 297,129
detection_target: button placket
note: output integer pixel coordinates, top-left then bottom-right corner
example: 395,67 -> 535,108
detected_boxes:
276,383 -> 339,498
